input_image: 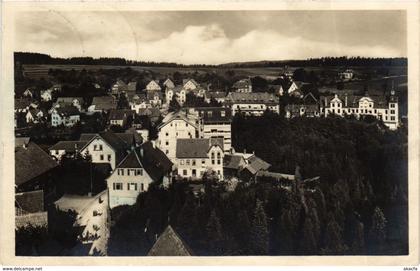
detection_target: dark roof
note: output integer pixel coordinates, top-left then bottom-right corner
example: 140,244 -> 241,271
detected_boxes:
117,142 -> 172,182
15,98 -> 32,110
256,170 -> 295,181
15,190 -> 44,213
115,133 -> 142,146
99,131 -> 130,153
48,141 -> 88,151
56,105 -> 80,116
79,133 -> 96,141
176,138 -> 223,158
147,225 -> 193,256
242,155 -> 271,175
225,92 -> 279,105
223,154 -> 244,170
206,91 -> 227,99
194,107 -> 232,123
15,141 -> 58,186
109,109 -> 135,120
91,96 -> 117,111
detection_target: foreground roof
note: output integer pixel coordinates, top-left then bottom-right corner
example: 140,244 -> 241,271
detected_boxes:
147,225 -> 193,256
176,138 -> 223,158
15,140 -> 58,186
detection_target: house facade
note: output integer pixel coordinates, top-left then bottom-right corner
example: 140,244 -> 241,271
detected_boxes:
320,92 -> 399,130
51,106 -> 80,127
166,86 -> 186,105
157,111 -> 201,160
26,108 -> 46,124
224,92 -> 280,116
175,138 -> 224,180
40,89 -> 53,101
146,80 -> 162,92
107,142 -> 173,208
183,79 -> 199,91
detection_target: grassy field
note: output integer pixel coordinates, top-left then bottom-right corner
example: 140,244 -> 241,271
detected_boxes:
21,64 -> 407,80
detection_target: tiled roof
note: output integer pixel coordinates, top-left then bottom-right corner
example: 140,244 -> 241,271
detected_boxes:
147,225 -> 193,256
15,190 -> 44,213
243,155 -> 271,175
192,107 -> 232,123
320,94 -> 390,109
109,109 -> 135,120
79,133 -> 96,141
56,97 -> 84,104
15,98 -> 32,110
91,96 -> 117,111
117,142 -> 173,182
176,138 -> 223,158
225,92 -> 279,104
15,140 -> 58,186
158,111 -> 199,130
127,82 -> 137,92
223,154 -> 244,170
206,91 -> 227,99
48,141 -> 88,151
183,78 -> 199,87
56,105 -> 80,116
115,133 -> 143,146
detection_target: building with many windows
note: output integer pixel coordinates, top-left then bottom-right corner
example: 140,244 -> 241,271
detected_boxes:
107,142 -> 173,208
175,138 -> 224,180
319,91 -> 399,130
224,92 -> 279,116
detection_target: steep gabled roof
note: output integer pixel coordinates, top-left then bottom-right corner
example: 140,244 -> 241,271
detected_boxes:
48,140 -> 88,151
15,190 -> 44,213
147,225 -> 193,256
223,154 -> 245,170
91,96 -> 117,111
15,140 -> 58,186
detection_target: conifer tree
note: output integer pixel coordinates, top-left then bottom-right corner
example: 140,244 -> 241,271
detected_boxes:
368,206 -> 387,253
206,209 -> 223,255
249,199 -> 269,255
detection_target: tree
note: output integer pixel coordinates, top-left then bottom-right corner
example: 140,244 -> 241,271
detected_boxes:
168,96 -> 181,112
249,199 -> 269,255
117,93 -> 130,109
322,218 -> 348,254
206,209 -> 223,255
368,206 -> 387,253
250,76 -> 268,92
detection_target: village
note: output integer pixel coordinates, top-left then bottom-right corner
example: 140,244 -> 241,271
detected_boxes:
14,57 -> 407,256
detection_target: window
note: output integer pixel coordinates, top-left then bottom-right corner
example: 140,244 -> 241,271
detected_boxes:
128,183 -> 137,191
390,104 -> 395,108
391,116 -> 395,121
183,169 -> 188,176
99,145 -> 103,151
165,150 -> 169,154
212,159 -> 215,165
107,155 -> 111,161
186,159 -> 190,166
55,150 -> 59,155
140,183 -> 144,191
391,110 -> 395,114
217,159 -> 221,165
217,152 -> 221,158
165,141 -> 169,146
166,132 -> 169,136
186,123 -> 189,127
202,159 -> 206,164
221,111 -> 225,117
113,183 -> 123,190
192,159 -> 196,166
127,169 -> 130,176
94,145 -> 97,151
100,154 -> 104,160
137,169 -> 143,176
192,169 -> 197,176
211,152 -> 215,158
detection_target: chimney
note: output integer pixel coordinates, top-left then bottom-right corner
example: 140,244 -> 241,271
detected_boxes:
140,148 -> 144,158
344,93 -> 348,107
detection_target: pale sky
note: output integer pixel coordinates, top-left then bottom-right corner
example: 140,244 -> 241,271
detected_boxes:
15,10 -> 407,65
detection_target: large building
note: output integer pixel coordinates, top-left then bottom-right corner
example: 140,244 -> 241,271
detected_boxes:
175,138 -> 224,180
224,92 -> 280,116
189,107 -> 232,152
107,142 -> 173,208
157,111 -> 201,160
232,78 -> 252,93
319,91 -> 399,130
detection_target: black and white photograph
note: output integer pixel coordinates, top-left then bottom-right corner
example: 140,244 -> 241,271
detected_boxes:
1,2 -> 419,268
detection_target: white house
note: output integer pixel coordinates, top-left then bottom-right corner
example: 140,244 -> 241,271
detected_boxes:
40,89 -> 53,102
320,91 -> 399,130
146,80 -> 162,92
157,111 -> 201,160
339,69 -> 354,80
183,79 -> 200,91
107,142 -> 173,208
26,108 -> 46,124
48,140 -> 89,160
166,86 -> 186,105
147,90 -> 163,107
175,138 -> 224,180
54,97 -> 84,112
51,106 -> 80,127
224,92 -> 280,116
23,88 -> 34,98
79,131 -> 132,169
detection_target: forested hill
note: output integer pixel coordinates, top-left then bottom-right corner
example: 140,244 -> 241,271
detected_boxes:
14,52 -> 407,68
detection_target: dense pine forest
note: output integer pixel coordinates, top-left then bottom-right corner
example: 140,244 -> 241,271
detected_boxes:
108,114 -> 408,256
15,52 -> 407,68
